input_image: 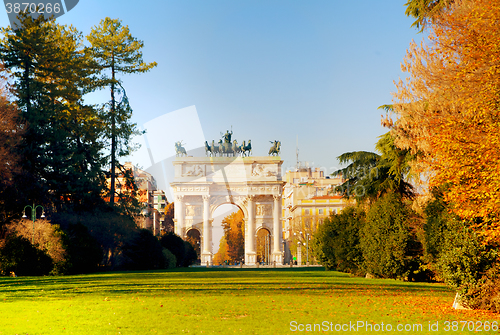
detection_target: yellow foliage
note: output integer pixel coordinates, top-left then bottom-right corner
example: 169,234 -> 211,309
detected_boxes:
390,0 -> 500,244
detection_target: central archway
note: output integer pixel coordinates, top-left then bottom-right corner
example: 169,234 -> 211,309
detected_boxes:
213,204 -> 245,265
171,156 -> 284,266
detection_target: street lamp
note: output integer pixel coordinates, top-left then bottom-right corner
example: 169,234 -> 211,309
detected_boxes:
306,233 -> 310,266
297,241 -> 302,265
22,203 -> 45,244
282,239 -> 286,265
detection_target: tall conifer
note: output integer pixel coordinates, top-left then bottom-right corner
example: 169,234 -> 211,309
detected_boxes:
86,18 -> 157,206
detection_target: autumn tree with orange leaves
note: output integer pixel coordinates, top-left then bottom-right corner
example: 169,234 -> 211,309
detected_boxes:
0,81 -> 24,226
218,210 -> 245,264
390,0 -> 500,245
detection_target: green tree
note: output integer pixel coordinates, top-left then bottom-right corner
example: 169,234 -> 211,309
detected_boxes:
312,206 -> 364,273
183,241 -> 198,267
0,14 -> 106,211
86,17 -> 157,207
115,166 -> 144,216
360,193 -> 422,280
333,132 -> 414,203
421,186 -> 453,267
436,218 -> 498,309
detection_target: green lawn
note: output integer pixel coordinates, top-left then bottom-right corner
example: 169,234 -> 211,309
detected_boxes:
0,267 -> 498,334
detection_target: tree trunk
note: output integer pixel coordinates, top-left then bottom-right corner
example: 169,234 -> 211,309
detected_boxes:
110,54 -> 116,206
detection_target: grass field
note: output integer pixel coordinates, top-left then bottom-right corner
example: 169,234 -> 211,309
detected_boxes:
0,267 -> 498,334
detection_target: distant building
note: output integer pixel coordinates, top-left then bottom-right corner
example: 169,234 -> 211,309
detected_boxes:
106,162 -> 167,235
152,190 -> 168,234
282,166 -> 350,263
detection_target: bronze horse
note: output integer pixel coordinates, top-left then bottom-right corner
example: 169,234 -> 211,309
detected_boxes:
175,141 -> 187,156
268,140 -> 280,156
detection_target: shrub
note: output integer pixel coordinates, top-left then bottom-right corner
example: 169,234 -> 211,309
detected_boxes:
436,219 -> 498,309
52,210 -> 137,269
423,188 -> 500,311
122,229 -> 166,270
160,232 -> 186,267
183,241 -> 198,267
63,223 -> 103,274
0,234 -> 53,276
6,219 -> 66,274
163,248 -> 176,269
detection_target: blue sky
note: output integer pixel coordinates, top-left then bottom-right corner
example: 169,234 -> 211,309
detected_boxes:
1,0 -> 423,192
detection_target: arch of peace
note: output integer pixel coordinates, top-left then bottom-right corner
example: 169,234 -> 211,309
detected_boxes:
171,156 -> 284,266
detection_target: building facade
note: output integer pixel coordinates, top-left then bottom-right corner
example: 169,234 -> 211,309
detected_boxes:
152,190 -> 168,234
107,162 -> 165,235
282,167 -> 349,264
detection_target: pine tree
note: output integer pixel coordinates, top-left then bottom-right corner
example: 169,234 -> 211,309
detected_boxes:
0,14 -> 106,211
86,17 -> 157,206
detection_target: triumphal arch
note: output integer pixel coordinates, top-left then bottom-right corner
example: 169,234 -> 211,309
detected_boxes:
171,151 -> 284,266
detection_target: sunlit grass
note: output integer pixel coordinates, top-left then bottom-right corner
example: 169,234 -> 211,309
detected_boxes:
0,267 -> 498,334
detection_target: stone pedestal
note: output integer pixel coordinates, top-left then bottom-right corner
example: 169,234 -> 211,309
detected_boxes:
245,252 -> 257,266
201,252 -> 213,266
273,252 -> 283,264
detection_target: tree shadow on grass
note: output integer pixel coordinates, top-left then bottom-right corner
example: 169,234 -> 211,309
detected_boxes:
0,268 -> 452,301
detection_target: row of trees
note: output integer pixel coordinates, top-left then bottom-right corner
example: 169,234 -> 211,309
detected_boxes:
314,0 -> 500,312
0,14 -> 200,275
0,13 -> 156,219
314,131 -> 499,309
313,132 -> 424,279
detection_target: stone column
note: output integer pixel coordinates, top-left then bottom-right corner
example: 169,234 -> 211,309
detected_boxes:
201,195 -> 212,266
272,195 -> 283,264
245,195 -> 256,265
174,195 -> 185,237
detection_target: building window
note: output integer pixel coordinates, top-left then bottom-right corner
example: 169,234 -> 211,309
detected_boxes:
304,209 -> 310,215
318,209 -> 324,215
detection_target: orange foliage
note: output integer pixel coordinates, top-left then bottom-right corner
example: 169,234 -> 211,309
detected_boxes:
213,236 -> 229,265
221,210 -> 245,263
391,0 -> 500,244
0,83 -> 22,182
